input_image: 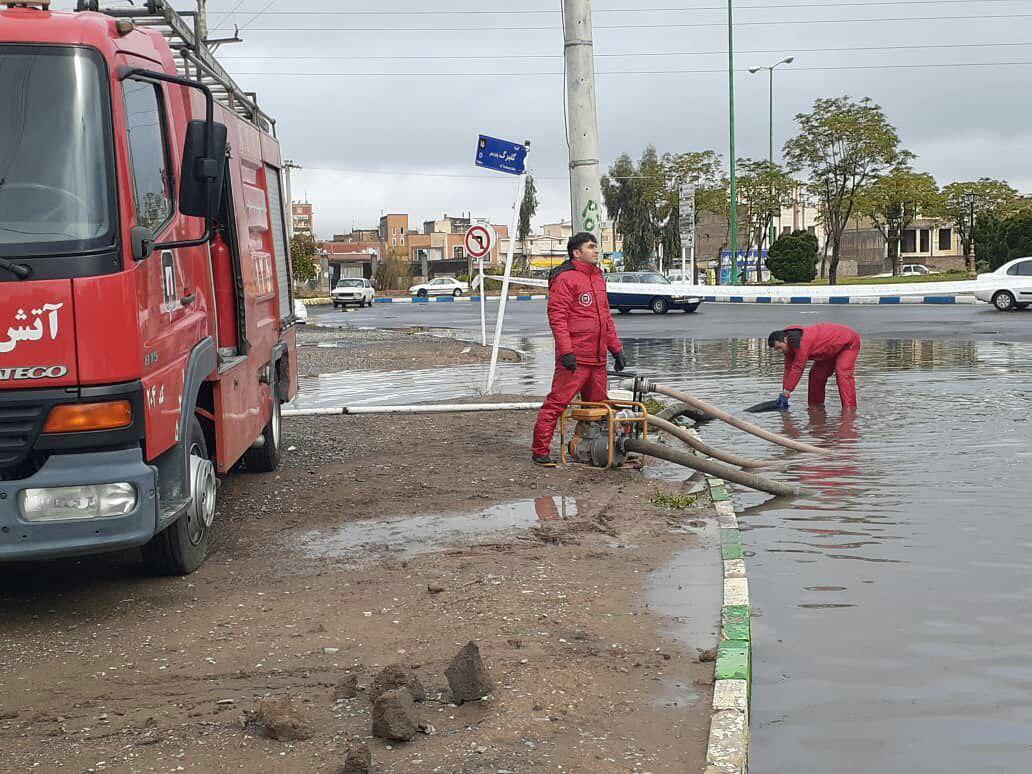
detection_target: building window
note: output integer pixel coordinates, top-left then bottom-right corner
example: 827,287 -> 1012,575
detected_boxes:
807,226 -> 816,235
454,246 -> 464,260
391,238 -> 396,246
938,228 -> 952,251
902,229 -> 917,253
919,229 -> 930,253
400,237 -> 405,245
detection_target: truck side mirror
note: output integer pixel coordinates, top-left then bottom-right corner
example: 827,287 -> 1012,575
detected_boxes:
131,225 -> 155,262
179,119 -> 228,219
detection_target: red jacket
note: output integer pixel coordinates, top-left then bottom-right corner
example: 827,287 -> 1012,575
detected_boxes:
782,323 -> 861,392
547,259 -> 622,366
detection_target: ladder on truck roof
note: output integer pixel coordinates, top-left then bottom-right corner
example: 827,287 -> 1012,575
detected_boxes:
75,0 -> 275,135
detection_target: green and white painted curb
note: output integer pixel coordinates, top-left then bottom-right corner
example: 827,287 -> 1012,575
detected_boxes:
705,477 -> 751,774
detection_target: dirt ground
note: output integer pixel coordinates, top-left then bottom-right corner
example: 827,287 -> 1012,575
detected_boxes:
0,332 -> 720,774
296,326 -> 520,376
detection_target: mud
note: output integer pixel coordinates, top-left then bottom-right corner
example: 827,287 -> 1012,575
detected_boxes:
0,339 -> 719,773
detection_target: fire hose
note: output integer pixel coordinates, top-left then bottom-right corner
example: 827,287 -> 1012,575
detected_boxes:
647,415 -> 768,470
622,438 -> 799,497
628,380 -> 827,456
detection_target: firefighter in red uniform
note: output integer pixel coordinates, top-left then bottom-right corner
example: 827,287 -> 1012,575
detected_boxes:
532,233 -> 626,466
768,323 -> 862,410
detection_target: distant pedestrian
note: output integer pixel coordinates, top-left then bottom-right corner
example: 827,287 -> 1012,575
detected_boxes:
768,323 -> 862,409
531,232 -> 626,466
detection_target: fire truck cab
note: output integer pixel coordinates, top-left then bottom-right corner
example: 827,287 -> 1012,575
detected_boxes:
0,0 -> 299,574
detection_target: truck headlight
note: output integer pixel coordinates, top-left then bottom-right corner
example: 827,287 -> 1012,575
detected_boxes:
19,484 -> 137,522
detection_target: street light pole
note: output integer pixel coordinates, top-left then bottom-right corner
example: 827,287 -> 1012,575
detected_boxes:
748,57 -> 793,263
727,0 -> 738,285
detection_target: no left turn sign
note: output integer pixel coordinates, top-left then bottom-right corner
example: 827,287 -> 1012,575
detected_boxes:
464,224 -> 497,259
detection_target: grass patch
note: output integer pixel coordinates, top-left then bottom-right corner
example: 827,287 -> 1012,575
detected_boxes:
642,398 -> 666,416
650,490 -> 698,510
759,270 -> 970,287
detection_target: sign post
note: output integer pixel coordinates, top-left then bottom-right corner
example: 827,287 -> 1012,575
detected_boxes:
679,183 -> 696,284
464,223 -> 496,346
475,135 -> 530,393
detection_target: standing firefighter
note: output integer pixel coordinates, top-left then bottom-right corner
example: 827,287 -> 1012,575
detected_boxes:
532,233 -> 626,466
768,323 -> 862,410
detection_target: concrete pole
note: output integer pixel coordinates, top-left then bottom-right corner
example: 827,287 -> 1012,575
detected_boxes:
197,0 -> 208,40
563,0 -> 603,241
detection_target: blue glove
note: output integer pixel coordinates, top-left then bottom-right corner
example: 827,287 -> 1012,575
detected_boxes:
776,393 -> 790,411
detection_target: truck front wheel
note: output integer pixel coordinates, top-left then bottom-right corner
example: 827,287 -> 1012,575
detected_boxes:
143,416 -> 216,575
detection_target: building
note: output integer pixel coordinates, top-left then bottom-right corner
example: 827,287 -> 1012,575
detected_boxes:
408,214 -> 509,280
838,215 -> 965,276
292,201 -> 313,238
379,214 -> 409,253
499,221 -> 623,274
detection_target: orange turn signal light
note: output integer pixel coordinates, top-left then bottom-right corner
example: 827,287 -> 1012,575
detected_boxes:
43,401 -> 133,434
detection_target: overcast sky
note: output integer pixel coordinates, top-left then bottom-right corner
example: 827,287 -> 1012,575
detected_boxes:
54,0 -> 1032,237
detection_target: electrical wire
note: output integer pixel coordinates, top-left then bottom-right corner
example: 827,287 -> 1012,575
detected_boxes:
218,41 -> 1032,61
207,13 -> 1032,32
204,0 -> 1032,16
229,61 -> 1032,77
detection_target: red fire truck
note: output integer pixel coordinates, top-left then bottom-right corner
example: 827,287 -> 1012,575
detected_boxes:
0,0 -> 299,574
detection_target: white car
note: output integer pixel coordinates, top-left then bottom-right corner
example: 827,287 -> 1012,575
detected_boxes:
901,263 -> 933,276
976,257 -> 1032,311
293,298 -> 308,324
409,277 -> 469,298
332,278 -> 376,309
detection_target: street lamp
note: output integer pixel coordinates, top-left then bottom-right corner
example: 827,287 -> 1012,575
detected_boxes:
728,0 -> 738,285
749,56 -> 794,262
962,191 -> 979,271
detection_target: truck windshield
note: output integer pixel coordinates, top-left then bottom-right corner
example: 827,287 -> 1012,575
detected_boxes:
0,46 -> 115,258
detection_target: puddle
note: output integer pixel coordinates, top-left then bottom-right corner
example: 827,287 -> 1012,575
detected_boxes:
645,519 -> 723,712
299,496 -> 577,562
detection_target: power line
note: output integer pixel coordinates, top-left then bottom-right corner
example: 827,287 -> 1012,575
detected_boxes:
205,0 -> 1029,15
207,13 -> 1032,32
219,41 -> 1032,61
230,61 -> 1032,77
237,0 -> 279,31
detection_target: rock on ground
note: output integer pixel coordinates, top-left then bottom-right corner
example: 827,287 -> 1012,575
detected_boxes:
445,641 -> 494,705
243,696 -> 313,742
341,741 -> 372,773
371,688 -> 419,742
334,673 -> 359,701
368,663 -> 425,704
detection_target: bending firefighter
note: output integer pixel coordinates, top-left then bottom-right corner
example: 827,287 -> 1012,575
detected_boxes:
768,323 -> 862,410
532,233 -> 626,466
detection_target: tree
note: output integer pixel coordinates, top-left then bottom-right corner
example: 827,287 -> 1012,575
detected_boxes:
784,96 -> 906,284
374,244 -> 408,291
767,229 -> 819,283
734,158 -> 795,279
290,232 -> 318,284
974,210 -> 1032,272
855,165 -> 940,275
516,174 -> 538,273
601,147 -> 666,270
940,179 -> 1018,273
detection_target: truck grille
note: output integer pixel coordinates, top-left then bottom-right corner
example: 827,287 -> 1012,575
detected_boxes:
0,403 -> 45,474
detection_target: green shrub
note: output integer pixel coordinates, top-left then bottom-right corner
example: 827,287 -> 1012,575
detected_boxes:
766,230 -> 819,283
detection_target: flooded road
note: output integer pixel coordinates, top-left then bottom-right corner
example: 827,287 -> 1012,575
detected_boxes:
292,332 -> 1032,771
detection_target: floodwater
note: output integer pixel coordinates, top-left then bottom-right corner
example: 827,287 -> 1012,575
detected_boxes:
300,496 -> 577,563
292,333 -> 1032,771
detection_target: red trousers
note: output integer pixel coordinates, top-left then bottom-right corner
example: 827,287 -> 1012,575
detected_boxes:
807,341 -> 860,408
532,364 -> 608,457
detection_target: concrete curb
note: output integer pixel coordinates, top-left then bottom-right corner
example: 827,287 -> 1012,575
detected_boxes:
705,477 -> 751,774
701,294 -> 976,305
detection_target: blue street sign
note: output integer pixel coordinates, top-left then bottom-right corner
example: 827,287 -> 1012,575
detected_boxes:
475,135 -> 527,176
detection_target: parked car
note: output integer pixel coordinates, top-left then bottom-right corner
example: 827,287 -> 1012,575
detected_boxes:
901,264 -> 933,276
332,278 -> 376,308
408,277 -> 469,298
606,272 -> 702,314
665,269 -> 707,285
293,298 -> 309,324
976,257 -> 1032,311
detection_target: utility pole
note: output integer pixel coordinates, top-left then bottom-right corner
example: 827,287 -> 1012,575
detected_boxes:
563,0 -> 603,241
727,0 -> 739,284
283,160 -> 302,238
196,0 -> 208,40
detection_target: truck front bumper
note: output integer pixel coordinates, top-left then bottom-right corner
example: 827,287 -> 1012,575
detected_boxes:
0,448 -> 158,562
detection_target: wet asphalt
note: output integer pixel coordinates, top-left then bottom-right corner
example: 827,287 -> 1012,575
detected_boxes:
307,298 -> 1032,342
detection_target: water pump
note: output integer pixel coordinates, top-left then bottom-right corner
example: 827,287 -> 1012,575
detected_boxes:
559,401 -> 650,469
